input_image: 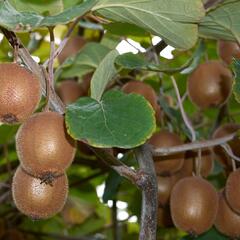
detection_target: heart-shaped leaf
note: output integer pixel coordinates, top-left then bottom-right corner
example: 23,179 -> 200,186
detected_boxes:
65,90 -> 156,148
93,0 -> 205,50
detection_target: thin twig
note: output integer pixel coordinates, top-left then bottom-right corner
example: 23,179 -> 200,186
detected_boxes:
220,143 -> 240,163
44,17 -> 81,67
48,27 -> 55,88
153,133 -> 237,156
171,76 -> 196,141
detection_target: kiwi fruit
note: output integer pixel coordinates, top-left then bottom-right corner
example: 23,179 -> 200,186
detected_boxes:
58,36 -> 86,64
157,175 -> 178,207
187,61 -> 232,109
157,206 -> 173,228
225,169 -> 240,214
122,81 -> 159,112
16,111 -> 76,178
57,79 -> 84,105
12,167 -> 68,219
0,63 -> 41,124
212,123 -> 240,169
218,40 -> 240,65
215,191 -> 240,239
80,72 -> 92,96
170,176 -> 218,236
149,130 -> 184,176
183,149 -> 214,178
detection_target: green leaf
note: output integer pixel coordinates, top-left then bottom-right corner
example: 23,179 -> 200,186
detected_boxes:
9,0 -> 64,15
0,0 -> 98,31
56,42 -> 111,79
0,125 -> 19,144
199,0 -> 240,42
233,59 -> 240,103
91,50 -> 119,101
93,0 -> 205,50
65,90 -> 156,148
115,53 -> 193,74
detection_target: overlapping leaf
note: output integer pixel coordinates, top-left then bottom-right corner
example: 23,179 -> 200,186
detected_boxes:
93,0 -> 205,50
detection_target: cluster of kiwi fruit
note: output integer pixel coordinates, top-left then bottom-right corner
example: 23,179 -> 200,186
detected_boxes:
0,62 -> 77,220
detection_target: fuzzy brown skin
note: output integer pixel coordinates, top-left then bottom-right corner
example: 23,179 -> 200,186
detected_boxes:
157,206 -> 173,228
213,123 -> 240,169
122,81 -> 159,112
187,61 -> 232,109
149,130 -> 184,175
16,112 -> 76,177
226,169 -> 240,214
218,40 -> 240,65
170,176 -> 218,236
12,167 -> 68,220
183,149 -> 214,178
58,36 -> 86,64
157,175 -> 178,207
215,191 -> 240,239
0,63 -> 41,124
57,80 -> 84,105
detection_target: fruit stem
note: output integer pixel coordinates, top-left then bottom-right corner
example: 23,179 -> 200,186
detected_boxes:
171,76 -> 196,141
195,149 -> 202,177
221,144 -> 237,171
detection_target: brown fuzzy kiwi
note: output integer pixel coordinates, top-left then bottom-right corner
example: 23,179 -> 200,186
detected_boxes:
183,149 -> 214,178
0,63 -> 41,124
218,40 -> 240,65
122,81 -> 159,112
149,130 -> 184,176
12,167 -> 68,220
212,123 -> 240,170
16,111 -> 76,179
157,206 -> 173,228
187,61 -> 232,109
215,191 -> 240,239
225,169 -> 240,214
157,175 -> 178,207
57,79 -> 84,105
170,176 -> 218,236
58,36 -> 86,64
80,72 -> 92,96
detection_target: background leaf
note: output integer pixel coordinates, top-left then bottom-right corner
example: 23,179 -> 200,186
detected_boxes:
66,90 -> 156,148
233,59 -> 240,103
93,0 -> 205,50
91,50 -> 119,101
199,0 -> 240,42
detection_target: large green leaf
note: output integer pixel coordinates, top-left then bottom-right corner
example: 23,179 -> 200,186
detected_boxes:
199,0 -> 240,42
93,0 -> 205,50
0,0 -> 97,31
233,59 -> 240,103
65,90 -> 156,148
91,50 -> 119,101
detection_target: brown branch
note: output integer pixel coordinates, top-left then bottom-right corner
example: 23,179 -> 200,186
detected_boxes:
153,133 -> 237,156
135,144 -> 158,240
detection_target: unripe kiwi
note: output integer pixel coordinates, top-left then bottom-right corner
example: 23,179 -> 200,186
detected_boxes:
170,176 -> 218,236
187,61 -> 232,109
225,169 -> 240,214
57,79 -> 84,105
157,175 -> 178,207
122,81 -> 159,112
16,111 -> 76,178
12,167 -> 68,219
0,63 -> 41,124
183,149 -> 214,178
218,40 -> 240,65
213,123 -> 240,169
58,36 -> 86,64
149,130 -> 184,176
215,191 -> 240,239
